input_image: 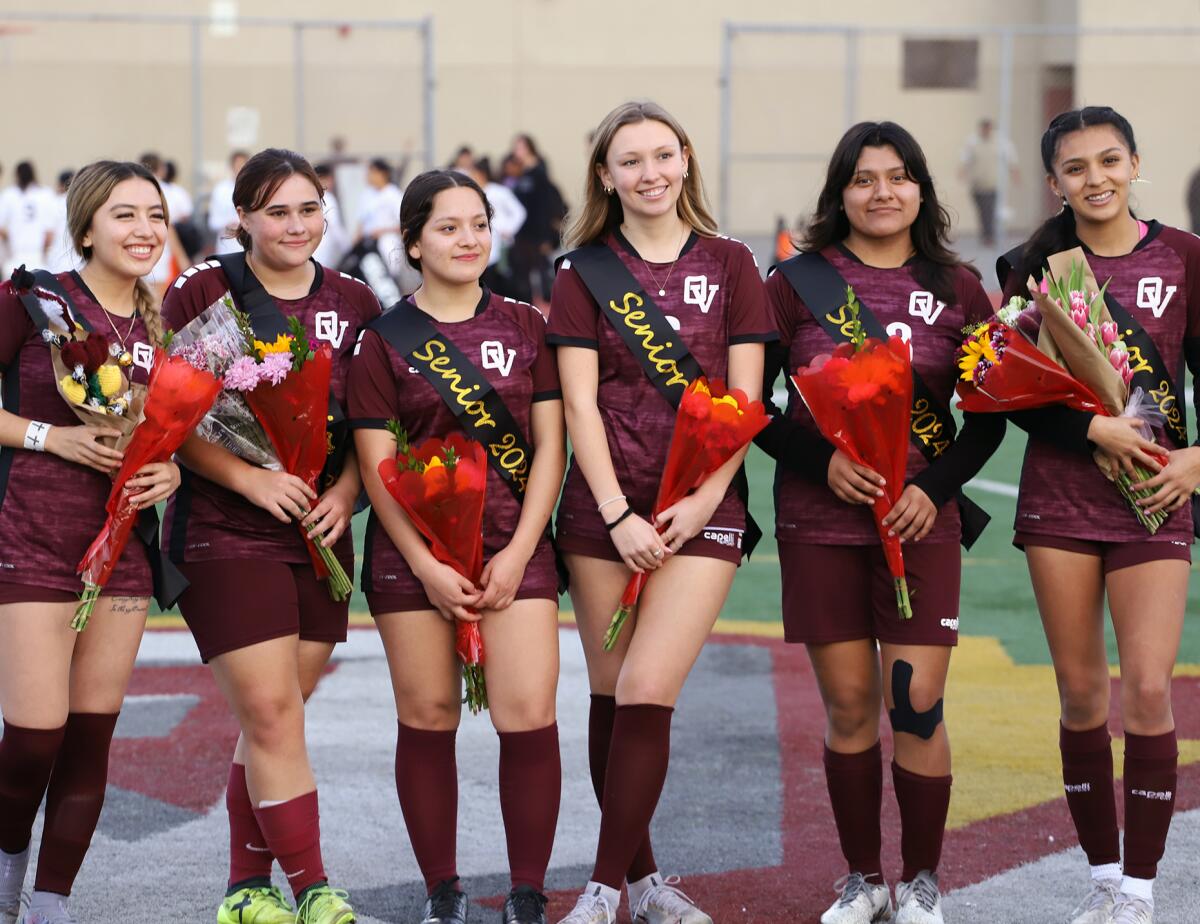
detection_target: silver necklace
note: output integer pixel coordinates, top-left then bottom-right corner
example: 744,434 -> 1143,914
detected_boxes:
628,224 -> 688,297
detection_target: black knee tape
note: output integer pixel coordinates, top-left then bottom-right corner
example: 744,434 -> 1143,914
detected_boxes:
888,659 -> 943,740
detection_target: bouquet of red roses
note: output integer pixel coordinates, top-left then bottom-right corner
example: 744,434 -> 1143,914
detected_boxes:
792,288 -> 914,619
602,377 -> 769,651
72,351 -> 222,630
378,427 -> 489,713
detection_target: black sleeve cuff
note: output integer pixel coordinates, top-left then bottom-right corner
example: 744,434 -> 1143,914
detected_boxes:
532,389 -> 563,403
546,334 -> 598,349
1008,406 -> 1094,455
729,331 -> 779,345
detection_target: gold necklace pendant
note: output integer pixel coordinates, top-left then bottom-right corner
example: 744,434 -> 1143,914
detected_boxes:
117,350 -> 134,367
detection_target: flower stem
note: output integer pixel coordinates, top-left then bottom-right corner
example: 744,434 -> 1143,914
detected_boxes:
1115,469 -> 1165,535
895,577 -> 912,621
463,664 -> 488,714
71,583 -> 101,632
314,539 -> 353,601
603,604 -> 633,652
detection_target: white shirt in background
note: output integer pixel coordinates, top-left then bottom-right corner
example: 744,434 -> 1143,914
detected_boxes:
162,181 -> 194,222
43,192 -> 80,273
0,185 -> 53,276
357,183 -> 404,275
208,178 -> 242,254
313,191 -> 351,270
485,181 -> 526,268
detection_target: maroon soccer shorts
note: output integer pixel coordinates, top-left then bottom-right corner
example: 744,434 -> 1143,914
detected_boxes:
556,522 -> 745,566
177,558 -> 350,663
1015,531 -> 1192,574
0,583 -> 80,606
779,541 -> 961,646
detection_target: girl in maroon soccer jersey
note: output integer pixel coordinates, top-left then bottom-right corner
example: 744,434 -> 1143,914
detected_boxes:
0,161 -> 180,924
998,108 -> 1200,924
163,148 -> 380,924
547,101 -> 774,924
755,122 -> 1005,924
348,170 -> 565,924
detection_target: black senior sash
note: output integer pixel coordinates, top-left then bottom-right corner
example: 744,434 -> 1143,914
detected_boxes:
213,253 -> 348,489
560,244 -> 762,557
4,266 -> 189,608
773,251 -> 991,549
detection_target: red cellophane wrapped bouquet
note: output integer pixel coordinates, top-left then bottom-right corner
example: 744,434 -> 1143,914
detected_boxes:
791,287 -> 914,619
72,351 -> 222,630
378,426 -> 489,713
602,377 -> 769,651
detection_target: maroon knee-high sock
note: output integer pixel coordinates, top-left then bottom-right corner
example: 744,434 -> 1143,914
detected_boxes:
892,762 -> 952,883
0,721 -> 66,855
396,721 -> 458,892
227,762 -> 274,888
824,742 -> 883,878
1123,730 -> 1178,879
1060,723 -> 1120,867
33,713 -> 119,896
589,694 -> 657,882
253,791 -> 326,898
498,723 -> 561,891
591,704 -> 673,889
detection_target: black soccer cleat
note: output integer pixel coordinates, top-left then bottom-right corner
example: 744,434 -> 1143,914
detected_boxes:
502,885 -> 548,924
421,877 -> 469,924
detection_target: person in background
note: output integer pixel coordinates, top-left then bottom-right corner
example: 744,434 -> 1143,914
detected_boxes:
448,146 -> 475,171
44,170 -> 77,274
509,135 -> 564,306
313,162 -> 351,271
1186,157 -> 1200,234
161,160 -> 201,261
959,119 -> 1019,247
0,162 -> 53,278
461,157 -> 526,299
355,158 -> 405,277
208,150 -> 249,255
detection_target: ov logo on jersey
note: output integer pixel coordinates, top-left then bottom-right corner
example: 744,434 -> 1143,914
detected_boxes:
908,291 -> 946,326
1136,277 -> 1176,318
480,340 -> 516,377
314,310 -> 349,348
683,275 -> 719,314
132,342 -> 155,373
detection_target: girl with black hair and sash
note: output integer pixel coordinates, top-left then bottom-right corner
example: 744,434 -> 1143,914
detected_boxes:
998,107 -> 1200,924
755,122 -> 1003,924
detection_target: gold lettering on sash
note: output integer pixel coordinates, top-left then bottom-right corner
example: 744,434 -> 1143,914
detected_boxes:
487,432 -> 530,493
911,397 -> 949,457
411,338 -> 496,430
1125,345 -> 1154,376
824,304 -> 857,340
609,291 -> 690,391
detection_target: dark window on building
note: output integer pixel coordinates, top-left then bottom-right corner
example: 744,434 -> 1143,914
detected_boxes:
903,39 -> 979,90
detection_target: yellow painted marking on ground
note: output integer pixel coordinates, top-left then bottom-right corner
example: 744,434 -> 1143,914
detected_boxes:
947,635 -> 1200,829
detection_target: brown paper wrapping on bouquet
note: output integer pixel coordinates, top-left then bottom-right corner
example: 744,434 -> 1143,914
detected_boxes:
50,343 -> 148,454
1027,246 -> 1127,417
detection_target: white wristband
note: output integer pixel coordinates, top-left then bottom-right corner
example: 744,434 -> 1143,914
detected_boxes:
597,493 -> 627,512
23,420 -> 51,452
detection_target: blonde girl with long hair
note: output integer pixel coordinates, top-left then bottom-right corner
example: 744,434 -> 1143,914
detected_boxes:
0,160 -> 179,924
547,101 -> 775,924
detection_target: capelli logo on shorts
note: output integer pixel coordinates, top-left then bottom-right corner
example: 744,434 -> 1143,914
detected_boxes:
1131,788 -> 1173,801
1064,782 -> 1092,793
940,618 -> 959,630
702,528 -> 743,549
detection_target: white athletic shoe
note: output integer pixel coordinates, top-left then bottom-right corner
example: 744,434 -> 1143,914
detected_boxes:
556,891 -> 615,924
1110,894 -> 1154,924
0,848 -> 28,924
631,876 -> 712,924
820,873 -> 894,924
21,893 -> 78,924
895,870 -> 944,924
1067,878 -> 1121,924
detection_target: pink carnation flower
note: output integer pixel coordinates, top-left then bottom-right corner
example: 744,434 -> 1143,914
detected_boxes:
259,351 -> 292,386
224,355 -> 264,392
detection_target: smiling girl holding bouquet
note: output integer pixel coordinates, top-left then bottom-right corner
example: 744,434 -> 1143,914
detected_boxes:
997,108 -> 1200,924
0,161 -> 179,924
347,170 -> 565,924
163,149 -> 380,924
756,122 -> 1004,924
548,101 -> 774,924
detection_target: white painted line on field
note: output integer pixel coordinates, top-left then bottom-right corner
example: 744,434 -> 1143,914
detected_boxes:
967,477 -> 1020,498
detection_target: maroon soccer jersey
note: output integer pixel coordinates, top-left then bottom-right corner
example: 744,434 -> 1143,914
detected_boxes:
546,231 -> 775,550
347,288 -> 561,600
1001,223 -> 1200,544
770,245 -> 994,546
161,259 -> 381,564
0,272 -> 153,594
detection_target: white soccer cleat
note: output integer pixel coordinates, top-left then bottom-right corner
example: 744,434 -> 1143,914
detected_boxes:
1109,894 -> 1154,924
556,891 -> 615,924
631,876 -> 712,924
1067,877 -> 1121,924
895,870 -> 944,924
0,848 -> 28,924
21,893 -> 78,924
820,872 -> 894,924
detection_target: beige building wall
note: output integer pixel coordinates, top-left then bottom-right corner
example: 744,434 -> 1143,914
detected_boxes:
0,0 -> 1196,241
